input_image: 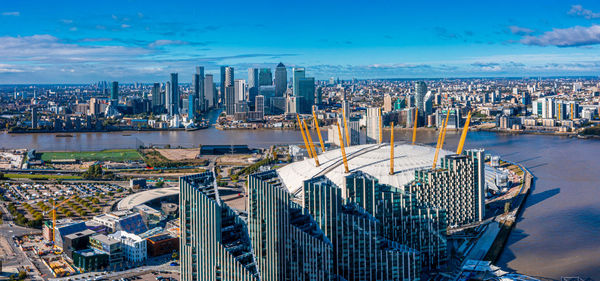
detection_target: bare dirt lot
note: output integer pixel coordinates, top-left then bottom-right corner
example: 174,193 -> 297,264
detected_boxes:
156,149 -> 200,161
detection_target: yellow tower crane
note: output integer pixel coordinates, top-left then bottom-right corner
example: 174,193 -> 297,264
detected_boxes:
412,108 -> 419,145
456,111 -> 472,155
312,110 -> 325,153
342,108 -> 351,147
389,122 -> 394,175
296,114 -> 313,159
303,119 -> 320,167
45,195 -> 77,248
337,122 -> 350,173
432,109 -> 450,169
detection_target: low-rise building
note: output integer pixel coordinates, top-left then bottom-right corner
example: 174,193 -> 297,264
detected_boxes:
109,231 -> 147,263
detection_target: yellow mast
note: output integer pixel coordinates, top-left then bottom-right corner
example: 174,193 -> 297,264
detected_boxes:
337,122 -> 350,173
303,119 -> 320,167
412,108 -> 418,145
296,114 -> 313,159
456,111 -> 472,155
432,109 -> 450,169
390,122 -> 394,175
51,195 -> 76,247
312,110 -> 325,153
378,108 -> 383,144
342,108 -> 351,147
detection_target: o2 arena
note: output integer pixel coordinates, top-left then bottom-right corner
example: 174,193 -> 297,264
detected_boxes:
277,142 -> 452,196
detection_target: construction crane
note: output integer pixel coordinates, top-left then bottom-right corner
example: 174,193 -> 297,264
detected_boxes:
44,195 -> 77,248
432,109 -> 450,169
337,122 -> 350,173
303,119 -> 320,167
412,108 -> 419,145
378,108 -> 383,144
296,114 -> 313,159
456,111 -> 472,155
389,122 -> 394,175
342,108 -> 351,147
312,110 -> 325,153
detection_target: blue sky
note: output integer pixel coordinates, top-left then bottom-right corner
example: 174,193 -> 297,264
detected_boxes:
1,0 -> 600,83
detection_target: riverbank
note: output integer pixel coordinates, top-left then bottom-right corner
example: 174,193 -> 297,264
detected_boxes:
485,165 -> 533,263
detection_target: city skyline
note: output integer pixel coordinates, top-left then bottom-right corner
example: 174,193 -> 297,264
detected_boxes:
1,0 -> 600,83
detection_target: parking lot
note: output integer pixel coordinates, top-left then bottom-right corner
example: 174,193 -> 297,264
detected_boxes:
3,182 -> 124,202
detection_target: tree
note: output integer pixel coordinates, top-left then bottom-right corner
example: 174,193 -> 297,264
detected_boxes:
0,172 -> 4,180
171,252 -> 179,260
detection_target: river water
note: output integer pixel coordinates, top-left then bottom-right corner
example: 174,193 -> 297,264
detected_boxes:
0,121 -> 599,279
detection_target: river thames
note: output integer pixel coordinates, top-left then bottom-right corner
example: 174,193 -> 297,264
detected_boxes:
0,126 -> 599,279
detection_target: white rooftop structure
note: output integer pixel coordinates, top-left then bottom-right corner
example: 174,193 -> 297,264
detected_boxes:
277,143 -> 451,196
117,186 -> 179,210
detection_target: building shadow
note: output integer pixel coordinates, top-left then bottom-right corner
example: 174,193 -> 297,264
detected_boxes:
524,187 -> 560,209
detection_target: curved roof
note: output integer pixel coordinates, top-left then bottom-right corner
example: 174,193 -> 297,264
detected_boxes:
277,143 -> 451,195
117,186 -> 179,210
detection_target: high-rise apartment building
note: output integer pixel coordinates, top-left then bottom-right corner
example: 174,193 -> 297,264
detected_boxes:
168,73 -> 179,115
111,81 -> 119,101
180,172 -> 260,281
247,171 -> 333,281
193,66 -> 205,113
225,86 -> 236,116
204,74 -> 215,108
303,175 -> 422,280
383,94 -> 393,112
366,107 -> 381,144
274,63 -> 287,97
234,79 -> 246,102
408,149 -> 486,227
415,81 -> 427,119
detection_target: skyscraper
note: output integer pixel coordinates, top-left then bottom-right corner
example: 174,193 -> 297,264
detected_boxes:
408,149 -> 486,226
151,83 -> 163,113
297,77 -> 315,114
415,81 -> 427,116
258,68 -> 272,86
225,86 -> 236,116
292,67 -> 305,97
111,81 -> 119,101
234,79 -> 246,102
204,74 -> 214,109
180,172 -> 259,281
247,68 -> 259,106
274,63 -> 287,97
169,73 -> 179,115
247,171 -> 333,280
193,66 -> 205,113
366,107 -> 381,144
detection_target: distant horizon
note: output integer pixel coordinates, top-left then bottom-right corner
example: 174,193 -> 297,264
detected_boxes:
0,75 -> 599,87
2,0 -> 600,83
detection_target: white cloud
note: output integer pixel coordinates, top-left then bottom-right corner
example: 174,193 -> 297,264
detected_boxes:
509,26 -> 534,35
568,5 -> 600,19
0,35 -> 149,62
0,63 -> 24,73
149,40 -> 189,48
520,25 -> 600,47
1,11 -> 20,16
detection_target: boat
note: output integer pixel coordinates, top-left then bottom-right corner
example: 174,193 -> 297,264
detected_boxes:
55,134 -> 73,137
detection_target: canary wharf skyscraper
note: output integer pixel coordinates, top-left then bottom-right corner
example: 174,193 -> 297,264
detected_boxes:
274,63 -> 287,97
168,73 -> 179,115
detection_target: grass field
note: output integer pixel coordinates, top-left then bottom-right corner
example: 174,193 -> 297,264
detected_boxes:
40,149 -> 142,162
4,173 -> 82,180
